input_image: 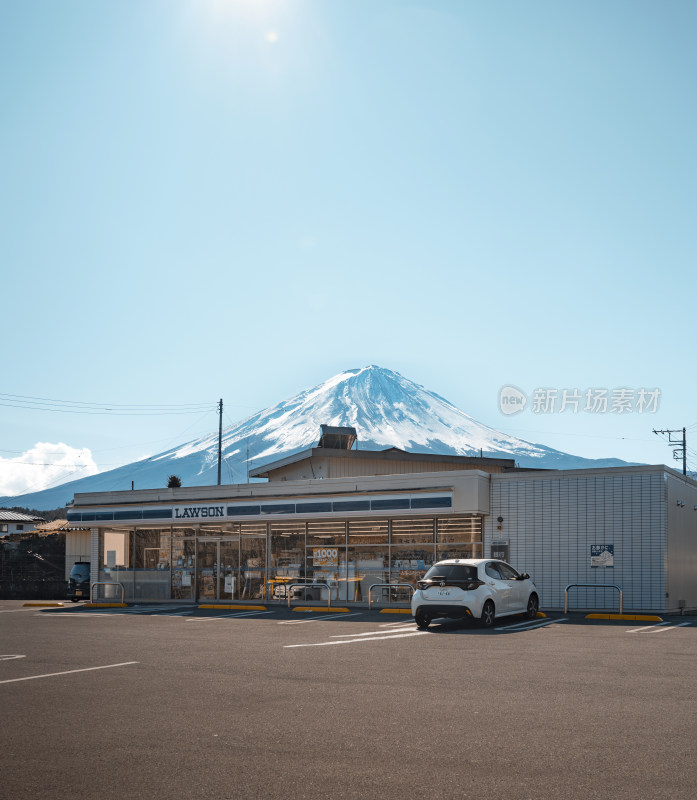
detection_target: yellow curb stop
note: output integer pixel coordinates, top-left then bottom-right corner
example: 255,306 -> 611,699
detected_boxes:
293,607 -> 350,613
22,602 -> 64,607
198,604 -> 267,611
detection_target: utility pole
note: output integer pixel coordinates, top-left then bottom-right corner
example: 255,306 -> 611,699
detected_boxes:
653,427 -> 686,475
217,398 -> 223,485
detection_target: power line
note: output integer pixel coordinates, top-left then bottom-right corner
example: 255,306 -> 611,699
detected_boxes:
0,392 -> 215,416
653,428 -> 687,475
0,400 -> 215,416
0,392 -> 212,409
0,462 -> 94,468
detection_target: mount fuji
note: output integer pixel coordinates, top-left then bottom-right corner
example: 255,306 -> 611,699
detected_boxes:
3,366 -> 632,510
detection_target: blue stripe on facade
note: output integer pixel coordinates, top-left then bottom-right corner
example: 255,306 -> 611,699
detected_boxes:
260,504 -> 296,515
371,498 -> 410,511
71,496 -> 452,522
226,505 -> 261,516
114,510 -> 143,521
411,496 -> 452,509
295,502 -> 332,513
332,500 -> 371,512
142,509 -> 172,520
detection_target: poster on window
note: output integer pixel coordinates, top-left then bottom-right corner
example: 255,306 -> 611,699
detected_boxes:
590,545 -> 614,568
313,547 -> 339,567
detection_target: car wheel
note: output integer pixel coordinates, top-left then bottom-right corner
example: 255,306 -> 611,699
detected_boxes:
414,610 -> 431,629
479,600 -> 495,628
526,593 -> 539,619
70,598 -> 79,603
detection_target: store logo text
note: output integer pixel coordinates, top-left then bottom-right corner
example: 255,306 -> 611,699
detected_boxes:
174,506 -> 225,519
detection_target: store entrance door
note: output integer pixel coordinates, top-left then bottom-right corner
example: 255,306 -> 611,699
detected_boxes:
196,538 -> 240,601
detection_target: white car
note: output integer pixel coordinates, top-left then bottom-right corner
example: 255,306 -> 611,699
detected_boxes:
411,558 -> 539,629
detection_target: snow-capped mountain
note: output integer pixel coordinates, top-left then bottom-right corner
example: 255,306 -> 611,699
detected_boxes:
2,365 -> 632,510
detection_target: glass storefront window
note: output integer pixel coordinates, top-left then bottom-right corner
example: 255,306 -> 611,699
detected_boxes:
172,532 -> 196,601
196,538 -> 219,601
347,546 -> 388,603
390,545 -> 436,591
307,521 -> 346,546
134,528 -> 171,601
269,523 -> 305,601
436,542 -> 483,560
93,513 -> 483,604
240,524 -> 266,600
346,522 -> 388,603
348,520 -> 388,544
219,538 -> 240,600
437,516 -> 482,543
388,519 -> 435,597
391,518 -> 435,544
99,529 -> 134,601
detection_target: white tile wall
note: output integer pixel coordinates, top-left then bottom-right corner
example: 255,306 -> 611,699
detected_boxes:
485,471 -> 666,612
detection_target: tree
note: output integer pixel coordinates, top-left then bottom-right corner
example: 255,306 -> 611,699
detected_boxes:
167,475 -> 182,488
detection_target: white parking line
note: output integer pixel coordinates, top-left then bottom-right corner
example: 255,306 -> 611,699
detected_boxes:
284,631 -> 428,648
155,610 -> 197,617
496,618 -> 567,632
626,622 -> 673,633
648,622 -> 691,633
0,661 -> 139,685
0,655 -> 26,661
379,621 -> 416,628
278,613 -> 363,625
329,628 -> 417,639
186,611 -> 275,622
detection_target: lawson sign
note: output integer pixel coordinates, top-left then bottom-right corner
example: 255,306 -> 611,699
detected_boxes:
173,505 -> 226,520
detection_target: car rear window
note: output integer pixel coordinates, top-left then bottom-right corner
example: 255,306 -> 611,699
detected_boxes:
424,564 -> 478,581
70,564 -> 90,580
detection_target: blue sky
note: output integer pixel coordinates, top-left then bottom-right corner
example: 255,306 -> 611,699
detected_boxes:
2,0 -> 696,496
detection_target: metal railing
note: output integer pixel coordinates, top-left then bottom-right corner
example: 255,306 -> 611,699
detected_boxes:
564,583 -> 623,614
90,581 -> 125,604
286,582 -> 332,608
368,583 -> 414,610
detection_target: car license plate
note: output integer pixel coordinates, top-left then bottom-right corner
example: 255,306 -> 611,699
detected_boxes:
436,589 -> 451,597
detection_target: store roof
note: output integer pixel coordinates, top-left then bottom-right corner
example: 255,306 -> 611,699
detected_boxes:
249,447 -> 516,479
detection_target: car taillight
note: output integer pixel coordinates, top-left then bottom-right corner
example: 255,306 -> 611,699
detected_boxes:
464,580 -> 484,591
417,580 -> 429,590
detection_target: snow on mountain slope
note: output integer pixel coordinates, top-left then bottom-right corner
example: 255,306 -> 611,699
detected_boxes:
1,365 -> 633,510
161,366 -> 551,464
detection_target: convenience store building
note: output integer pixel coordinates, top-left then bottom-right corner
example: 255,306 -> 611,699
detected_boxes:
66,442 -> 697,613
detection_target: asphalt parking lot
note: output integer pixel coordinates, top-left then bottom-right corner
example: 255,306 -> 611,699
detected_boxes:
2,601 -> 696,800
